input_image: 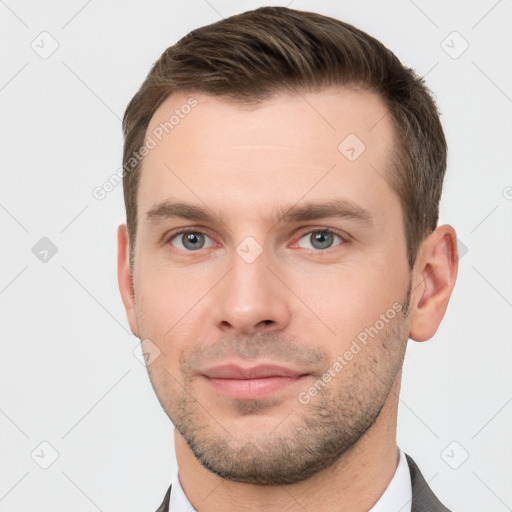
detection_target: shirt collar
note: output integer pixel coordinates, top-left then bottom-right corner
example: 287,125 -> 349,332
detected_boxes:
170,447 -> 412,512
368,448 -> 412,512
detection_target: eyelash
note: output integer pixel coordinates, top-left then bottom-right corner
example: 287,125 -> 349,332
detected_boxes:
165,227 -> 348,252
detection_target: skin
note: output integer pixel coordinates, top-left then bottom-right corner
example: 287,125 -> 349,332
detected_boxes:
118,89 -> 458,511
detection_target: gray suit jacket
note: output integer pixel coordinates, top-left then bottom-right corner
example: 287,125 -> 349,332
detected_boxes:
156,454 -> 451,511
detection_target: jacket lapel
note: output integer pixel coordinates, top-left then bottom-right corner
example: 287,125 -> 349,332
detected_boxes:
406,454 -> 451,512
155,483 -> 172,512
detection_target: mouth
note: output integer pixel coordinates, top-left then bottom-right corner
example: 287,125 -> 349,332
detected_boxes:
200,363 -> 310,400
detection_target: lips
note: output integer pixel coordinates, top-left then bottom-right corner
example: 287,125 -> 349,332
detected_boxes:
201,364 -> 310,400
202,364 -> 305,379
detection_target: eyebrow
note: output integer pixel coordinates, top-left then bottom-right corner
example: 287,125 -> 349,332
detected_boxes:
145,199 -> 374,227
146,202 -> 215,223
276,200 -> 373,226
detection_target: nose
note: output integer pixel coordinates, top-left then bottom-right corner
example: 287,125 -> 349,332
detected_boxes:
211,248 -> 291,336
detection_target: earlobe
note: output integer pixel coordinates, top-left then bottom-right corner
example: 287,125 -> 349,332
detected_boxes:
117,224 -> 140,338
409,225 -> 458,342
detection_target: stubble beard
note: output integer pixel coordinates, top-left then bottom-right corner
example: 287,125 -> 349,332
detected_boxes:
145,297 -> 410,486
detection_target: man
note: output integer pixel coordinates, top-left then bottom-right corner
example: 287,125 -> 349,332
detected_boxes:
117,6 -> 458,511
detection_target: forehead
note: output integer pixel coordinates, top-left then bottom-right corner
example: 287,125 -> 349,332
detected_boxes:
138,88 -> 397,223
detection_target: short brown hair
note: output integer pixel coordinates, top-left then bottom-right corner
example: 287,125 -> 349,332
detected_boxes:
122,6 -> 447,270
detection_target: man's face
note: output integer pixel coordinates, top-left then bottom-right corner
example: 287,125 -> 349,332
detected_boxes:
125,89 -> 412,484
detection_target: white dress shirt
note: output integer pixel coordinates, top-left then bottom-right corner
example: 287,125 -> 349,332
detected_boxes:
169,447 -> 412,512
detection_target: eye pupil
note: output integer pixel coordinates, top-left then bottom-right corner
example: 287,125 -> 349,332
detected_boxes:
183,232 -> 204,250
310,231 -> 334,249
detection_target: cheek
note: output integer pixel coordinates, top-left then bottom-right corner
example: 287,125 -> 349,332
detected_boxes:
133,261 -> 217,358
133,266 -> 182,341
287,259 -> 408,348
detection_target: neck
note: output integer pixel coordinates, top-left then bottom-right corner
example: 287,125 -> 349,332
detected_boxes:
175,374 -> 402,512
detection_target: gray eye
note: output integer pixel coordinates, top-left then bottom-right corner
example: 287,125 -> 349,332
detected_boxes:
297,231 -> 342,250
172,232 -> 212,251
310,232 -> 334,249
183,233 -> 204,250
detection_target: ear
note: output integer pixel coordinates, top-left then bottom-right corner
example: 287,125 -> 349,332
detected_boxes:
117,224 -> 140,338
409,225 -> 458,342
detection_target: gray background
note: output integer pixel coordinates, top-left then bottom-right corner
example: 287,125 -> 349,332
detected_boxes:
1,0 -> 511,511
